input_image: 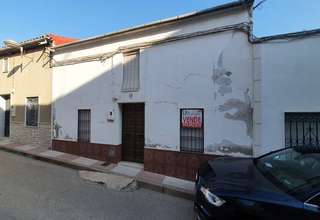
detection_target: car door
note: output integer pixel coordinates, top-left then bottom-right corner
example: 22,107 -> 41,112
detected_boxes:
235,188 -> 318,219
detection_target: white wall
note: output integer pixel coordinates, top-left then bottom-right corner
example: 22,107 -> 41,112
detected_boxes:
0,96 -> 5,137
52,7 -> 254,157
145,32 -> 253,156
255,36 -> 320,156
54,8 -> 250,62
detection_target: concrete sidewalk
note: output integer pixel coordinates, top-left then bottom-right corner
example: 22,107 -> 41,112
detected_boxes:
0,138 -> 195,200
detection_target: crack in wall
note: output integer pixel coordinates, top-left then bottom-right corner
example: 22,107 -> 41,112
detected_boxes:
160,73 -> 202,90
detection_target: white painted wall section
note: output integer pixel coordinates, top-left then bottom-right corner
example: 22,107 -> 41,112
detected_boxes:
256,36 -> 320,156
52,7 -> 254,157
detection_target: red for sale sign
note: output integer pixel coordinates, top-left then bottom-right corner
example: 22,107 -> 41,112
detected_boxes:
181,109 -> 203,128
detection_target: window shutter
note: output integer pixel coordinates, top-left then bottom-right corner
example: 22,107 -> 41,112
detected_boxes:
3,58 -> 9,73
122,51 -> 140,92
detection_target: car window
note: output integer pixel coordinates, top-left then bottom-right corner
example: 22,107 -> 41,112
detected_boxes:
256,149 -> 320,192
309,194 -> 320,206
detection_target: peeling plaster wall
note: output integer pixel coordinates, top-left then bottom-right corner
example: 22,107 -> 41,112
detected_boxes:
256,36 -> 320,156
145,31 -> 253,156
52,8 -> 253,157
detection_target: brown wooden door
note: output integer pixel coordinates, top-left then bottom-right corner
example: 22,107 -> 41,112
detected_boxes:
122,103 -> 144,163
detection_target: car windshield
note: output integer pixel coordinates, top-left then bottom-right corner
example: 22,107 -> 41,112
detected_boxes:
256,148 -> 320,194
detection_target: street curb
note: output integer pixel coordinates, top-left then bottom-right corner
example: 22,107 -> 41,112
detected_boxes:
0,145 -> 194,201
137,181 -> 194,201
0,146 -> 98,172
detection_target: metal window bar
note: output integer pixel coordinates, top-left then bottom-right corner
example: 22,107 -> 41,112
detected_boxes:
78,109 -> 91,143
180,109 -> 204,153
26,97 -> 38,126
285,113 -> 320,152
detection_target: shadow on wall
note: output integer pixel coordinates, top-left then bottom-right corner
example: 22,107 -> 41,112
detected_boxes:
8,105 -> 51,124
52,43 -> 253,157
0,103 -> 52,147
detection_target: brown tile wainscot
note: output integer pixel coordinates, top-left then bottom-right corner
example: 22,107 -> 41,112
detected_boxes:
52,140 -> 121,164
144,148 -> 220,181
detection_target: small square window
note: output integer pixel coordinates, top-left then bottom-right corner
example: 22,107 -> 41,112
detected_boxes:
26,97 -> 39,126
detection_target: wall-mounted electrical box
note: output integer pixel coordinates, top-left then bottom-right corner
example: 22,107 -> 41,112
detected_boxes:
107,109 -> 115,121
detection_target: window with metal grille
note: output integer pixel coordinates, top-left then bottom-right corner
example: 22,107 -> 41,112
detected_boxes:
121,51 -> 140,92
285,113 -> 320,151
26,97 -> 39,126
78,109 -> 91,143
180,109 -> 204,153
3,58 -> 9,73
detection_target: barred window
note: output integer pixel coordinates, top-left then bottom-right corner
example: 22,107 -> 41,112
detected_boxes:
78,109 -> 91,143
122,51 -> 140,92
285,112 -> 320,151
180,109 -> 204,153
26,97 -> 39,126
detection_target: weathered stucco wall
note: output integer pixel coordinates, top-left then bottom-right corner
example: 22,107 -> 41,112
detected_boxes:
0,49 -> 52,146
0,49 -> 52,123
52,7 -> 254,157
145,31 -> 253,156
255,36 -> 320,156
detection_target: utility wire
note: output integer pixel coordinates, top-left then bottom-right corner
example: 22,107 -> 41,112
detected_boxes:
253,0 -> 268,10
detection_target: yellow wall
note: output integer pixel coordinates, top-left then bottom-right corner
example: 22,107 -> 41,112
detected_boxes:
0,48 -> 52,124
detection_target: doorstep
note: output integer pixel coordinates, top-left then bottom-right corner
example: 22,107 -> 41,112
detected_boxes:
0,140 -> 195,200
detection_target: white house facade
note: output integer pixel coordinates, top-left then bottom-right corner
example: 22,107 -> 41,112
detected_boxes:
51,0 -> 255,180
253,31 -> 320,156
51,0 -> 320,180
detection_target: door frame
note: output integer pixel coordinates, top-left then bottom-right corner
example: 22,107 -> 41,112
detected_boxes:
121,103 -> 145,163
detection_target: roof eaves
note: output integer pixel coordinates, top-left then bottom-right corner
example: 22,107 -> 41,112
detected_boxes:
54,0 -> 254,51
253,28 -> 320,43
0,36 -> 50,56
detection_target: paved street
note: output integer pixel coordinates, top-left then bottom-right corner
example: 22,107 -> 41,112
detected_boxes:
0,150 -> 193,220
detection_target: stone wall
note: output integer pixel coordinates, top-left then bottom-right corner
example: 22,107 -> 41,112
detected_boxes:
10,122 -> 51,147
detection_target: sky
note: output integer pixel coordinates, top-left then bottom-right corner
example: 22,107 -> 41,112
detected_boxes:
0,0 -> 319,44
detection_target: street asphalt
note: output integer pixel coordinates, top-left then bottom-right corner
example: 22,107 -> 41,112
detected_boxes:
0,150 -> 193,220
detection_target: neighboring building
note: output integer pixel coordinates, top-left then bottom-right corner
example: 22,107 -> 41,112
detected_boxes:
0,35 -> 77,147
52,0 -> 254,180
252,30 -> 320,156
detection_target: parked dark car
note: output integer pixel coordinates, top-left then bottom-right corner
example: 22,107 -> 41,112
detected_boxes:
194,147 -> 320,220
